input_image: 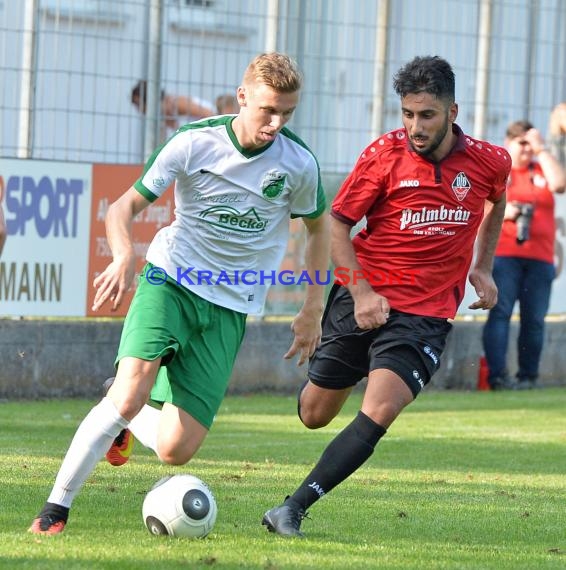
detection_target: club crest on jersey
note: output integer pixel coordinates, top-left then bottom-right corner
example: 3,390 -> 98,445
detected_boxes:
261,170 -> 287,199
451,172 -> 471,201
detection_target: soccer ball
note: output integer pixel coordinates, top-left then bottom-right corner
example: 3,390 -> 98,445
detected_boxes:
142,474 -> 217,538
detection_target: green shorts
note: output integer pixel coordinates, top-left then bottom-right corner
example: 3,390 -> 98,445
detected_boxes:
116,264 -> 247,428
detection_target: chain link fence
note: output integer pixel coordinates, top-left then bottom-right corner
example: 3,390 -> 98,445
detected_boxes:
2,0 -> 566,317
2,0 -> 565,171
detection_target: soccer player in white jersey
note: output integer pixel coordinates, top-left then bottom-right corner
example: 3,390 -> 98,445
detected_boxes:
29,52 -> 330,535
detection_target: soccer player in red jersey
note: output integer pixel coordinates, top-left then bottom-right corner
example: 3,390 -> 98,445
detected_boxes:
263,55 -> 511,537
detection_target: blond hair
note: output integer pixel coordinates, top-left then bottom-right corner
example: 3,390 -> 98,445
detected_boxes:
242,52 -> 302,93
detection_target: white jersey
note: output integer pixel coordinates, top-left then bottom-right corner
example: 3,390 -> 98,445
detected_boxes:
136,116 -> 326,314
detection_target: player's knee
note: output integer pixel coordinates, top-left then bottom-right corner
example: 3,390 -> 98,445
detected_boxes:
156,442 -> 197,466
296,379 -> 308,424
109,395 -> 146,423
298,405 -> 333,429
365,400 -> 406,427
157,448 -> 192,466
297,380 -> 336,429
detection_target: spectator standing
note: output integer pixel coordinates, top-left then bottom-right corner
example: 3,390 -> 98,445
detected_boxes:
482,121 -> 566,390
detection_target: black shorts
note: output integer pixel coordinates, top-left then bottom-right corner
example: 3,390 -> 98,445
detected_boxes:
308,284 -> 453,397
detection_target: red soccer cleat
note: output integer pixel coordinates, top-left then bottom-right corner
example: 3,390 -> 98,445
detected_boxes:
106,428 -> 134,466
28,514 -> 66,535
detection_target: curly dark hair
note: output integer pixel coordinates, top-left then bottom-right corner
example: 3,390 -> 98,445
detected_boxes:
393,56 -> 455,104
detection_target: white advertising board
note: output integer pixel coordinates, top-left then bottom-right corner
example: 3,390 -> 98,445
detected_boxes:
0,159 -> 92,317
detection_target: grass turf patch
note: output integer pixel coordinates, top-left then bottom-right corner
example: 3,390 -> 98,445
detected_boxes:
1,389 -> 566,569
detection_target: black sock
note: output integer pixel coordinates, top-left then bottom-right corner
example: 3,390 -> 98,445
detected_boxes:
286,411 -> 386,510
40,501 -> 70,522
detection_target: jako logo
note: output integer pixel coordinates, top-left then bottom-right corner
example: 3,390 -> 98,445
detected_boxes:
399,179 -> 420,188
308,481 -> 325,497
198,206 -> 268,233
2,174 -> 84,237
423,345 -> 439,366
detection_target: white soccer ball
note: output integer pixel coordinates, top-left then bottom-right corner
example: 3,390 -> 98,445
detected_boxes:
142,474 -> 217,538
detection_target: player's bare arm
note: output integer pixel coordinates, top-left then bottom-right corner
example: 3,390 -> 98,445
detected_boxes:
468,195 -> 506,310
284,213 -> 330,366
331,217 -> 390,329
92,187 -> 151,312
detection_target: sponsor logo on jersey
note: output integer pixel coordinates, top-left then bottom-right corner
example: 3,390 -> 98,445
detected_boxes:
192,190 -> 248,204
198,205 -> 268,233
451,171 -> 471,201
261,170 -> 287,199
399,205 -> 471,231
399,179 -> 420,188
152,177 -> 167,188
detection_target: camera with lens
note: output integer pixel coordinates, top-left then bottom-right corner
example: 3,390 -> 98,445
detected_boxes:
513,202 -> 534,244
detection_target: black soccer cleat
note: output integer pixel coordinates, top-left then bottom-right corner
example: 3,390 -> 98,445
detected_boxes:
28,502 -> 69,535
262,500 -> 307,538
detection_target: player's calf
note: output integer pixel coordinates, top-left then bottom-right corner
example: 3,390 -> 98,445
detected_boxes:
102,377 -> 134,466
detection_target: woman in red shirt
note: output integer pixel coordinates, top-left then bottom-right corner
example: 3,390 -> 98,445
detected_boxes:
483,120 -> 566,390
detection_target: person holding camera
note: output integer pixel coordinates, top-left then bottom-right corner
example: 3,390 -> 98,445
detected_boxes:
482,120 -> 566,390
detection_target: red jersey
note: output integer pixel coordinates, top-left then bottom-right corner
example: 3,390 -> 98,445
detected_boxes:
495,163 -> 555,263
332,125 -> 510,318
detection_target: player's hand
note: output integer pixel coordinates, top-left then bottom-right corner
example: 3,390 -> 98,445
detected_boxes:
284,306 -> 323,366
352,289 -> 390,329
522,128 -> 546,155
92,255 -> 136,312
468,267 -> 498,310
504,202 -> 521,221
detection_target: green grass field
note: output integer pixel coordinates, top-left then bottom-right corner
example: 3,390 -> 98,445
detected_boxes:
1,389 -> 566,569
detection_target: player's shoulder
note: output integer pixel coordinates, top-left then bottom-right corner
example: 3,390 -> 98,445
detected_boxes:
351,128 -> 407,166
279,127 -> 315,154
460,132 -> 511,174
279,127 -> 320,168
162,116 -> 231,151
176,115 -> 231,134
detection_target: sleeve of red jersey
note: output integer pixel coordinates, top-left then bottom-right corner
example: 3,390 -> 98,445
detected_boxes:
489,146 -> 512,202
331,148 -> 385,226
